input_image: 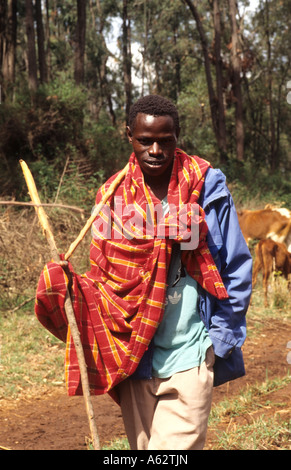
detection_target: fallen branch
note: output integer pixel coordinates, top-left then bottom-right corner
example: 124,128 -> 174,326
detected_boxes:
0,200 -> 84,215
9,296 -> 35,314
54,155 -> 70,204
65,163 -> 129,260
19,159 -> 100,450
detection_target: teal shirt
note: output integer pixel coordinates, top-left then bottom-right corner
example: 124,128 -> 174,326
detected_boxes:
152,199 -> 212,378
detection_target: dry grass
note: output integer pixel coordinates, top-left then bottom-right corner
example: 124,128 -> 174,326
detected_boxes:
0,205 -> 92,313
0,204 -> 93,400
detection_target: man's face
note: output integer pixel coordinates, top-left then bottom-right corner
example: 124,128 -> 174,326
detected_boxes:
127,113 -> 179,183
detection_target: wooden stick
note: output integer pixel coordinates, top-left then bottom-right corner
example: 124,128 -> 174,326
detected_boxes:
19,159 -> 101,451
54,155 -> 70,204
64,162 -> 129,261
0,200 -> 84,214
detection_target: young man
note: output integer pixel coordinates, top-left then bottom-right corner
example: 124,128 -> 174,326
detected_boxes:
35,95 -> 252,450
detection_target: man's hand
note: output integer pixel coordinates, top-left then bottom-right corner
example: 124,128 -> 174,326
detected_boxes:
59,260 -> 73,292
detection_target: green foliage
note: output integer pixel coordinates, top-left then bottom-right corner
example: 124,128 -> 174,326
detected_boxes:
0,79 -> 131,199
32,78 -> 87,158
27,158 -> 59,201
0,79 -> 87,196
1,0 -> 290,204
178,78 -> 218,162
222,159 -> 291,209
54,162 -> 105,210
84,110 -> 131,178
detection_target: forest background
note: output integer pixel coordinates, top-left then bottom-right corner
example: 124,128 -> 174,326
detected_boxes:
0,0 -> 291,208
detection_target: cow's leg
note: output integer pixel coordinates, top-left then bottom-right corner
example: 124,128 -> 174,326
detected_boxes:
262,247 -> 273,307
252,248 -> 262,288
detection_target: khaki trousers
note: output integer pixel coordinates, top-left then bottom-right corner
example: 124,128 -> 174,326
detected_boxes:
116,346 -> 215,450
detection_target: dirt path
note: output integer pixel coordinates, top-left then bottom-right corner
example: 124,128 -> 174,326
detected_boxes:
1,318 -> 290,450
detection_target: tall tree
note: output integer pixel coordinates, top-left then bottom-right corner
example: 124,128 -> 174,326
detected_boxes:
183,0 -> 227,161
122,0 -> 132,124
44,0 -> 51,81
248,0 -> 291,167
25,0 -> 38,92
35,0 -> 48,83
1,0 -> 17,99
213,0 -> 227,158
74,0 -> 86,85
265,0 -> 276,170
88,0 -> 116,124
0,0 -> 6,101
228,0 -> 244,161
140,0 -> 149,96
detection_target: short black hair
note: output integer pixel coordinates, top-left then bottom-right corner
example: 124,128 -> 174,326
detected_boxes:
128,94 -> 180,133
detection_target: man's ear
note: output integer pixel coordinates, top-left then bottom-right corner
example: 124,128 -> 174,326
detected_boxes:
126,125 -> 133,143
176,126 -> 181,140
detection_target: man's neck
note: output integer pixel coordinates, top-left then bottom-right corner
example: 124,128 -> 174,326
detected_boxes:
143,164 -> 173,201
146,182 -> 168,201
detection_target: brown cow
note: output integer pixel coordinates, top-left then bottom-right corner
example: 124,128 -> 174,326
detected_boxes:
237,208 -> 291,252
252,239 -> 291,306
264,204 -> 291,219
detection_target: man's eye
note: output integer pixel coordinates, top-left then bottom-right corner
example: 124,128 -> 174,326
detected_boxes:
138,139 -> 152,146
138,139 -> 174,146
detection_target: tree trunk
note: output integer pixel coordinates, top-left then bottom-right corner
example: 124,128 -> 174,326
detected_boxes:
173,23 -> 181,101
228,0 -> 244,161
213,0 -> 227,158
94,0 -> 116,125
141,0 -> 149,96
45,0 -> 51,81
122,0 -> 132,125
74,0 -> 86,85
25,0 -> 38,93
35,0 -> 48,83
265,0 -> 277,170
1,0 -> 17,99
0,0 -> 5,104
0,0 -> 5,69
183,0 -> 225,161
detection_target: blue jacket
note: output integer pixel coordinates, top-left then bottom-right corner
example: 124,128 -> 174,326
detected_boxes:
133,167 -> 253,387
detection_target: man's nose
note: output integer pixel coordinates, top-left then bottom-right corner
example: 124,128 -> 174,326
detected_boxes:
149,141 -> 162,156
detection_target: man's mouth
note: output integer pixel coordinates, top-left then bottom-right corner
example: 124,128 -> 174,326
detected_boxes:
144,160 -> 165,167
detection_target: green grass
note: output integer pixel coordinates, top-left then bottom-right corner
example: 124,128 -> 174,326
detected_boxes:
207,371 -> 291,450
0,310 -> 65,399
212,416 -> 291,450
210,374 -> 291,424
205,284 -> 291,450
101,438 -> 130,450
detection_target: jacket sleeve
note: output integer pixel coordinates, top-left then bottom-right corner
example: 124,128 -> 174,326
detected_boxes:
201,169 -> 253,359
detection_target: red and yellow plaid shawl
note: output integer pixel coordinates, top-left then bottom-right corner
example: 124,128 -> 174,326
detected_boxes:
35,149 -> 228,397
